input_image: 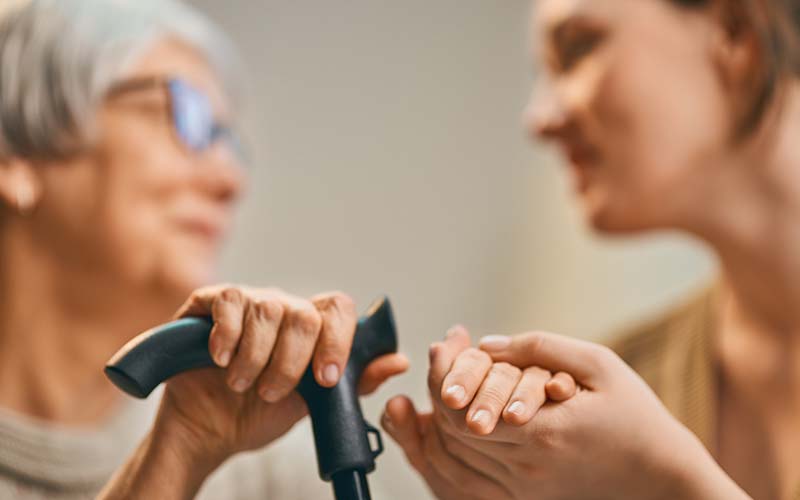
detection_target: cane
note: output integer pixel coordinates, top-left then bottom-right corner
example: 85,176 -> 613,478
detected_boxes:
105,297 -> 397,500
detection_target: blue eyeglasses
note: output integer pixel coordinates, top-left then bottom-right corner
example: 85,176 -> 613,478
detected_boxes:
107,76 -> 243,158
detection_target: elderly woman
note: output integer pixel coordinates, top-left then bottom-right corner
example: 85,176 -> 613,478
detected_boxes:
0,1 -> 407,499
383,0 -> 800,499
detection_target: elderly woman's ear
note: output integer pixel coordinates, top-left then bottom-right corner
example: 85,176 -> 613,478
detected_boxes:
0,157 -> 42,216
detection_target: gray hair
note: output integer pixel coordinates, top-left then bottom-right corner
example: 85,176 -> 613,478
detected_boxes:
0,0 -> 243,160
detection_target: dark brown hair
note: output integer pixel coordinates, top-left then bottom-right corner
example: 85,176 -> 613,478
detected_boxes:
673,0 -> 800,136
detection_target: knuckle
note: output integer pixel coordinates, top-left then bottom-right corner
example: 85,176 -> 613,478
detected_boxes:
315,291 -> 356,315
219,286 -> 244,304
462,347 -> 491,365
491,362 -> 521,380
524,366 -> 552,380
476,386 -> 509,408
254,299 -> 283,321
290,307 -> 323,334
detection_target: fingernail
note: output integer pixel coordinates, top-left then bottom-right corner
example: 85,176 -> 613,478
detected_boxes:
217,350 -> 231,367
260,388 -> 281,403
507,401 -> 526,416
479,335 -> 511,351
445,325 -> 463,339
429,343 -> 441,362
322,364 -> 340,386
231,378 -> 249,393
471,409 -> 491,428
445,384 -> 466,404
381,413 -> 395,433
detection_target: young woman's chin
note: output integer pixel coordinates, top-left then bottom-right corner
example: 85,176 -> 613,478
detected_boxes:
577,184 -> 658,235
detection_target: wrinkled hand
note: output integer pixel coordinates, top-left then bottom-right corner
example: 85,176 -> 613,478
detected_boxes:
384,328 -> 746,500
156,285 -> 409,466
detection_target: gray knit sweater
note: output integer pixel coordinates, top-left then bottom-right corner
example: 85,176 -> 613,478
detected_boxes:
0,395 -> 334,499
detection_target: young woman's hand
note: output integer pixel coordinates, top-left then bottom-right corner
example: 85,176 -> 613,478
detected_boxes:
381,327 -> 577,500
384,328 -> 749,500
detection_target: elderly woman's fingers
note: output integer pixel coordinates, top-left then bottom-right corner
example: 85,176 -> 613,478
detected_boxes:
465,362 -> 522,435
224,298 -> 283,392
501,366 -> 551,426
359,353 -> 410,395
545,371 -> 578,402
427,325 -> 472,397
440,348 -> 494,411
309,291 -> 358,387
207,287 -> 246,367
479,331 -> 614,388
255,298 -> 322,402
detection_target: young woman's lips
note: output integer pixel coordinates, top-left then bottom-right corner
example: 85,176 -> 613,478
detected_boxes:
177,217 -> 227,243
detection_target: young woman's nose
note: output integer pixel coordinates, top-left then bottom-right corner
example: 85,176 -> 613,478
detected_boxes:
524,78 -> 569,141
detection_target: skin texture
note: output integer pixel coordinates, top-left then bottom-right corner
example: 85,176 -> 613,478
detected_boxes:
388,0 -> 800,498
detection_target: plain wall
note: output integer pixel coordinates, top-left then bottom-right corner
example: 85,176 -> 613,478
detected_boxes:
189,1 -> 717,497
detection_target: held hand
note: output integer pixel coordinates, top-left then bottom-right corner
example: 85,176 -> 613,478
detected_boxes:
155,285 -> 409,467
382,327 -> 576,500
387,329 -> 748,500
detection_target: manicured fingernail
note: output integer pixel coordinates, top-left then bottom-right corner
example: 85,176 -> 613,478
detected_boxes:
471,409 -> 491,427
479,335 -> 511,351
231,378 -> 249,393
322,364 -> 340,385
507,401 -> 526,416
445,384 -> 466,403
260,388 -> 281,403
217,350 -> 231,367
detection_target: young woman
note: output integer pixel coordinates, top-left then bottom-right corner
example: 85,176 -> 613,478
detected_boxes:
385,0 -> 800,498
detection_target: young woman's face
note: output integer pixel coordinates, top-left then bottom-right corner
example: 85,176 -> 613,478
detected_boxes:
527,0 -> 736,233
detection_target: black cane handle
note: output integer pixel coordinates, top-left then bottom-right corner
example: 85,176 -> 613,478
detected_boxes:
105,297 -> 398,500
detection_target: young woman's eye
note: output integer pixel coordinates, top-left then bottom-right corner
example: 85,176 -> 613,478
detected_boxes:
558,32 -> 604,71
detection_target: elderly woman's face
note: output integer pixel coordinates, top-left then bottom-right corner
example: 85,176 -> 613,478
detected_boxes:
37,40 -> 244,297
527,0 -> 735,233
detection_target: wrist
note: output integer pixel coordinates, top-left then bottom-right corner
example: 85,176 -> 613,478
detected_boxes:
662,433 -> 750,500
152,399 -> 230,476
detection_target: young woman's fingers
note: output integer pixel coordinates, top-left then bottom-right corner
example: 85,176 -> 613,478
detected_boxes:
545,371 -> 578,402
439,428 -> 513,484
479,331 -> 615,387
466,362 -> 522,435
359,353 -> 410,395
256,299 -> 322,402
382,398 -> 481,500
421,419 -> 513,500
440,348 -> 493,410
224,298 -> 283,392
502,366 -> 551,426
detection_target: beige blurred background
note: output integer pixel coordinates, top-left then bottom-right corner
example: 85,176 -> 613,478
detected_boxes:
190,0 -> 717,497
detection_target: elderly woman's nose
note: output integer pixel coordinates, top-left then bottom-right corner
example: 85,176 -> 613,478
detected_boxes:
197,149 -> 247,202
